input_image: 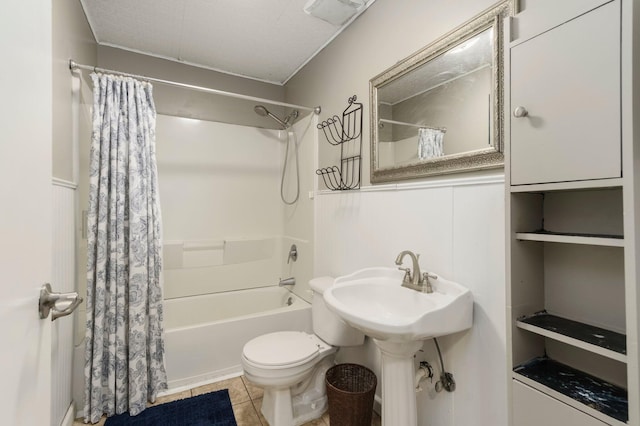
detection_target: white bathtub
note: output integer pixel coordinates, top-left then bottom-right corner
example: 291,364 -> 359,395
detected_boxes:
163,286 -> 312,389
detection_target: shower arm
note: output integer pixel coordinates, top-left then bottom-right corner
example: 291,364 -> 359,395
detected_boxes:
254,105 -> 300,129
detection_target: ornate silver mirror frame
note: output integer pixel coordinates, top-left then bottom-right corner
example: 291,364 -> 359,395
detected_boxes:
370,0 -> 512,183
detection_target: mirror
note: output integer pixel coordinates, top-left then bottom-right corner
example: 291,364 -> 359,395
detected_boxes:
370,1 -> 511,182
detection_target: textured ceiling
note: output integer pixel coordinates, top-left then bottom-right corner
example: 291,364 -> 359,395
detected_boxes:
80,0 -> 369,85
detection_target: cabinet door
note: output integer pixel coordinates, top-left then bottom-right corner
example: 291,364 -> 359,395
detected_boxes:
513,380 -> 608,426
513,0 -> 611,43
510,1 -> 620,185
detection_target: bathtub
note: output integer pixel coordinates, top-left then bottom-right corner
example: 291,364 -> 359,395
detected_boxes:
163,286 -> 312,389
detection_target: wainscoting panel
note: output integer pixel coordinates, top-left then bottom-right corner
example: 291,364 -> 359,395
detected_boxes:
52,180 -> 77,425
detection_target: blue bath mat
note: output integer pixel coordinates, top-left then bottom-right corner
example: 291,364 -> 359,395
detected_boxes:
104,389 -> 237,426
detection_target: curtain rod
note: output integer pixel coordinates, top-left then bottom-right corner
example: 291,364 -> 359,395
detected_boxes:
379,118 -> 447,133
69,59 -> 321,114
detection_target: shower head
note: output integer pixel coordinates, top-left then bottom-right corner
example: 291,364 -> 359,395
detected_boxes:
254,105 -> 297,129
254,105 -> 269,117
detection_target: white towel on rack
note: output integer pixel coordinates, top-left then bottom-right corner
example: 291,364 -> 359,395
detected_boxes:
417,128 -> 445,160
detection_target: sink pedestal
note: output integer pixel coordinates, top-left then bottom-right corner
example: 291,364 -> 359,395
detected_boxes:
374,339 -> 423,426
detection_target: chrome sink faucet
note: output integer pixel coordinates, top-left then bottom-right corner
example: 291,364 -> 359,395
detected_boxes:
395,250 -> 436,293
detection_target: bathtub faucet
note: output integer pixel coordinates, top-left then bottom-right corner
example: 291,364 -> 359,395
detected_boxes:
279,277 -> 296,287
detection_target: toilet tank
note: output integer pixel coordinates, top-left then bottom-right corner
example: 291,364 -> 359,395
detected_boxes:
309,277 -> 364,346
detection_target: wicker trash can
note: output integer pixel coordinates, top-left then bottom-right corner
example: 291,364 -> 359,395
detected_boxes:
325,363 -> 377,426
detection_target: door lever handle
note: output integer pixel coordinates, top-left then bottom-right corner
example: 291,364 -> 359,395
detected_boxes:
39,283 -> 83,321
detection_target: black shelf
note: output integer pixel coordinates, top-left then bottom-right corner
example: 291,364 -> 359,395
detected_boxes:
514,357 -> 628,423
517,311 -> 626,358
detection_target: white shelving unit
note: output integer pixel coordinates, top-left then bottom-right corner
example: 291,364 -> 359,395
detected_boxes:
506,0 -> 640,424
515,232 -> 624,247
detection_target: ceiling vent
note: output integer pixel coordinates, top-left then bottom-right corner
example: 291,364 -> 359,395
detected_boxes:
304,0 -> 367,26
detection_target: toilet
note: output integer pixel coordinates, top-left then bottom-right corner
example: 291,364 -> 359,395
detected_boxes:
241,277 -> 364,426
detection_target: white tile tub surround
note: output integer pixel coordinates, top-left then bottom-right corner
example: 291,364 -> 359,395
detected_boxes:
314,174 -> 507,426
162,236 -> 282,299
163,286 -> 312,389
164,240 -> 225,269
164,237 -> 277,269
155,115 -> 284,243
155,114 -> 304,300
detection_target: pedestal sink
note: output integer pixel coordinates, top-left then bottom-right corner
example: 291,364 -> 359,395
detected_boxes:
323,267 -> 473,426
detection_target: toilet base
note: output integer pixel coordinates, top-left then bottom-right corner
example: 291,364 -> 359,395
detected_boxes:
259,356 -> 334,426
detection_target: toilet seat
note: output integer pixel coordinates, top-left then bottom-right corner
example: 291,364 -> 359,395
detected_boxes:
243,331 -> 325,369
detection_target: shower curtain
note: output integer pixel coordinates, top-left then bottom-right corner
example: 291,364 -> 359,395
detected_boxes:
84,73 -> 167,423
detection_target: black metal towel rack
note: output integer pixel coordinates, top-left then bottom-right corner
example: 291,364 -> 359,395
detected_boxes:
316,95 -> 362,190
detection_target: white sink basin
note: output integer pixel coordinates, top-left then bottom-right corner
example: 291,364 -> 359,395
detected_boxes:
324,267 -> 473,342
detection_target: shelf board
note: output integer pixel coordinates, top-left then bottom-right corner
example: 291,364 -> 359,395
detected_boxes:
510,178 -> 623,193
517,312 -> 626,363
513,358 -> 628,424
515,231 -> 624,247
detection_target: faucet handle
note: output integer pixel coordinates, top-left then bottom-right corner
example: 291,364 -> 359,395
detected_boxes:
287,244 -> 298,264
421,272 -> 437,293
423,272 -> 438,280
398,267 -> 412,284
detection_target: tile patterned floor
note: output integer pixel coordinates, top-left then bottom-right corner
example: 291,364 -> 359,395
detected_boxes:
73,375 -> 381,425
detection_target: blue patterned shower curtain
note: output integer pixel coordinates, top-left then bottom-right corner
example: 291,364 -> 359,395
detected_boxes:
84,73 -> 167,423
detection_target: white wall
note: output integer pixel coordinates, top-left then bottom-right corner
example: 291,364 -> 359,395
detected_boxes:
285,1 -> 508,424
315,177 -> 507,425
52,0 -> 96,182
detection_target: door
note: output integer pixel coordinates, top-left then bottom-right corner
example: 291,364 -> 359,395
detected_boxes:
0,1 -> 53,425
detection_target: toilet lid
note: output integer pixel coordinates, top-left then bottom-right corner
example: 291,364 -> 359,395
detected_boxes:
243,331 -> 320,367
